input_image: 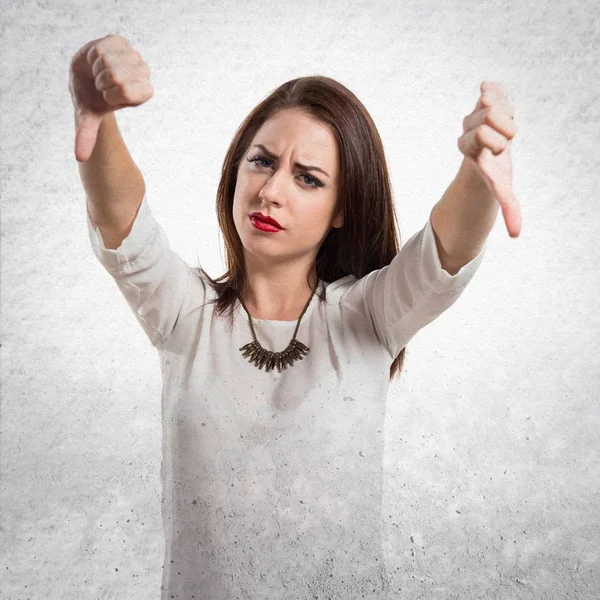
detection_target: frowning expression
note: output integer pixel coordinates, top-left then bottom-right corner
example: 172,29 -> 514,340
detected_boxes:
233,108 -> 343,264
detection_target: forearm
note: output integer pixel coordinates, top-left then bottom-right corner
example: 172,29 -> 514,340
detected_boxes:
429,158 -> 499,275
77,111 -> 145,232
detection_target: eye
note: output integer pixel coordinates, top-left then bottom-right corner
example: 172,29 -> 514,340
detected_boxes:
247,155 -> 324,189
250,156 -> 271,169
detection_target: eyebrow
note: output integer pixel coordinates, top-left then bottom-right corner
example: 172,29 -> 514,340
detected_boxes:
250,144 -> 330,178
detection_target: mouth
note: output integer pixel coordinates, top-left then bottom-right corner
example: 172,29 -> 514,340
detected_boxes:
249,212 -> 284,230
249,215 -> 284,232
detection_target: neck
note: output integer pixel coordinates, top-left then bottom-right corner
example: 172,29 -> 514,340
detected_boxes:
240,269 -> 319,321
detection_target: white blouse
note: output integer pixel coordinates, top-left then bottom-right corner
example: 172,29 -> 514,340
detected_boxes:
87,191 -> 486,599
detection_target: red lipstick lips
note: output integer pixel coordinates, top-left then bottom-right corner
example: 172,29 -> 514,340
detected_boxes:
249,212 -> 283,230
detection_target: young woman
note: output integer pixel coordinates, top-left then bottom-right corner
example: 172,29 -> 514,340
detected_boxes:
75,35 -> 519,600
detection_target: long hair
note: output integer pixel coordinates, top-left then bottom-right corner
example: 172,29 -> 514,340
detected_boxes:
197,75 -> 406,382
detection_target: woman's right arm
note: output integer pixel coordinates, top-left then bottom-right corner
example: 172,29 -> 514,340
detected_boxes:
70,34 -> 152,248
77,111 -> 145,250
79,109 -> 195,349
72,36 -> 202,349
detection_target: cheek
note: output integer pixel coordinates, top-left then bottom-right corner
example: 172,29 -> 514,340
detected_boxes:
233,176 -> 255,206
232,180 -> 247,209
299,207 -> 332,236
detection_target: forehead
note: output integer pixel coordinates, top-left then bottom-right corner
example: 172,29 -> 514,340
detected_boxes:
253,109 -> 338,160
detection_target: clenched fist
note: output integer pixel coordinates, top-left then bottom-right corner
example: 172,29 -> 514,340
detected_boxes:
69,34 -> 154,163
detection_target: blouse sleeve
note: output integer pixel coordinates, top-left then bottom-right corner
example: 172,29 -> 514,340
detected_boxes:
342,214 -> 488,360
86,192 -> 194,349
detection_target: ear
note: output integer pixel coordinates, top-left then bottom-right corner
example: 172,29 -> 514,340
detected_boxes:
332,209 -> 344,229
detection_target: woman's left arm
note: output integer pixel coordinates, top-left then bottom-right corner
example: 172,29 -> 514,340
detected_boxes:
429,81 -> 521,276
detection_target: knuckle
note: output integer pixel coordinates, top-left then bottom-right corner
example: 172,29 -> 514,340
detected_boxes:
121,87 -> 135,103
480,94 -> 492,107
109,69 -> 124,86
484,107 -> 496,125
97,45 -> 113,61
99,34 -> 117,48
113,34 -> 129,46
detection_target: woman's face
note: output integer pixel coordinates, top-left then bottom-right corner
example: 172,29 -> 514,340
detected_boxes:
233,108 -> 342,268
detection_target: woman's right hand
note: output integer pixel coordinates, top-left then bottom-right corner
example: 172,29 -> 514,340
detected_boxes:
69,34 -> 154,163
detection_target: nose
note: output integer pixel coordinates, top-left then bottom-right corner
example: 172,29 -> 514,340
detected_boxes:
258,169 -> 288,205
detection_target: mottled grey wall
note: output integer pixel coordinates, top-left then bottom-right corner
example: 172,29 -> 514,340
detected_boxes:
2,0 -> 598,598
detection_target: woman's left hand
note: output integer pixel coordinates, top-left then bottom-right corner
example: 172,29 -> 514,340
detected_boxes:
457,81 -> 521,238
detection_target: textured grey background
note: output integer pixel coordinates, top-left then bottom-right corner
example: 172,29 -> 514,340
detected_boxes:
2,0 -> 599,598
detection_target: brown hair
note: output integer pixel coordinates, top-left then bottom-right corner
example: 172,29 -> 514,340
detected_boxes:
197,75 -> 406,382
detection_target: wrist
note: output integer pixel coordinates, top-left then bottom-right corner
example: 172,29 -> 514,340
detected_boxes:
457,157 -> 492,195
